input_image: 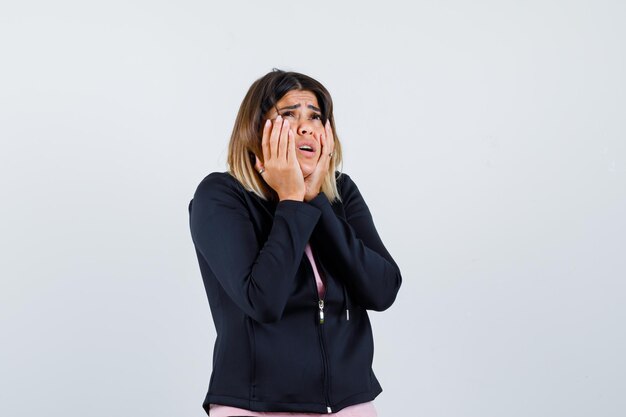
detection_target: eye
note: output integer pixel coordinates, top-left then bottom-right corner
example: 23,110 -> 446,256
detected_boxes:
279,111 -> 322,120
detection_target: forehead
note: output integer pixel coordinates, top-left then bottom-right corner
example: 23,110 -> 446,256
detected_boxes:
276,90 -> 319,106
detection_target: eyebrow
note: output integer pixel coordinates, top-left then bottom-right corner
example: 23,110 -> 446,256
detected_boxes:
276,103 -> 321,112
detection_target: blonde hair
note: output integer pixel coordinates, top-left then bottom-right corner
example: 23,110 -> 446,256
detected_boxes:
226,69 -> 344,203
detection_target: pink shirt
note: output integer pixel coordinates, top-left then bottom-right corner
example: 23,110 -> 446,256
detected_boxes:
208,242 -> 377,417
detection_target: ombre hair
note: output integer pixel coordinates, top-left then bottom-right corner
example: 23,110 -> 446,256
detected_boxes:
226,69 -> 344,203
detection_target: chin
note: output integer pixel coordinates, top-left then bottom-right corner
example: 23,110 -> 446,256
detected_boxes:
298,162 -> 314,177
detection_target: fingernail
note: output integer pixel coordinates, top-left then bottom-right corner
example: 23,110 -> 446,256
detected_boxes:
276,115 -> 282,120
265,119 -> 270,126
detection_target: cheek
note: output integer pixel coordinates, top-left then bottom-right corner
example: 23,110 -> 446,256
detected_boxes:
313,126 -> 325,139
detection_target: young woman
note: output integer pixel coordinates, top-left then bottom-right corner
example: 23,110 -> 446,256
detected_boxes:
188,69 -> 402,416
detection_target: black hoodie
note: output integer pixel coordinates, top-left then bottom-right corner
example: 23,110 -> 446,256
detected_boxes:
188,170 -> 402,415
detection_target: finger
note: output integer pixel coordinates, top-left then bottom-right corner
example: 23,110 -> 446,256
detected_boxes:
325,120 -> 335,152
319,133 -> 328,163
269,115 -> 282,160
287,129 -> 296,165
310,132 -> 328,177
261,118 -> 271,163
318,133 -> 328,161
278,118 -> 289,162
321,132 -> 333,169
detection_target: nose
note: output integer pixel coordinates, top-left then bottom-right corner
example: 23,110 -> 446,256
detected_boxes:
297,120 -> 315,136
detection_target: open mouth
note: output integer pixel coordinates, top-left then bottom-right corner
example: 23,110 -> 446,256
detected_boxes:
298,145 -> 315,153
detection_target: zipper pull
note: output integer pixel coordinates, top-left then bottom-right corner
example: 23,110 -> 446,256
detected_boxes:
318,300 -> 325,324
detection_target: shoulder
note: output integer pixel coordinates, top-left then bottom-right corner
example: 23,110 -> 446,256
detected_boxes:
335,170 -> 352,188
194,171 -> 243,196
334,171 -> 361,198
190,171 -> 246,212
333,171 -> 372,218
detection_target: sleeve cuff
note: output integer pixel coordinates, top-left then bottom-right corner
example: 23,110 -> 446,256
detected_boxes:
276,198 -> 322,220
307,192 -> 333,212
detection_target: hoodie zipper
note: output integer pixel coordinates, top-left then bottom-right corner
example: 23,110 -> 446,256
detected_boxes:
317,297 -> 332,413
305,249 -> 333,413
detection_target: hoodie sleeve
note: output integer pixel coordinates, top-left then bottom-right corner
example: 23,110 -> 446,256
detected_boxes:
307,173 -> 402,311
189,173 -> 321,323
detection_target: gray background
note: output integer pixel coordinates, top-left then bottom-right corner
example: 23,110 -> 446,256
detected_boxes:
1,1 -> 624,416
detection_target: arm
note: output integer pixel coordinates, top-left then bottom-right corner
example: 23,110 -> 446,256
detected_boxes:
308,173 -> 402,311
189,173 -> 321,323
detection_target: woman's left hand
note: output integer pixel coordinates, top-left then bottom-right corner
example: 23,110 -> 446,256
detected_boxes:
304,119 -> 335,202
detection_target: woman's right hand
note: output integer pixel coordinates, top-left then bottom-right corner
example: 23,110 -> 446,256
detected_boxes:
254,115 -> 305,201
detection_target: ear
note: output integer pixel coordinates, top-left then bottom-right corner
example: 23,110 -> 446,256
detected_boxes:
251,152 -> 263,172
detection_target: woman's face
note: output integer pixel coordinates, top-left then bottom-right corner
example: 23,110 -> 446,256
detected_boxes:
264,89 -> 325,178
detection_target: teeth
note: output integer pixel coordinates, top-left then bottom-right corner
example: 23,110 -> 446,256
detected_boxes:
299,145 -> 313,151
